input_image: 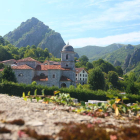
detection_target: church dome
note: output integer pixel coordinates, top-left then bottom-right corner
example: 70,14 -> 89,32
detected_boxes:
62,43 -> 74,52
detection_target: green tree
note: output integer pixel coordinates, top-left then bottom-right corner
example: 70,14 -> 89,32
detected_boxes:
79,55 -> 89,66
0,36 -> 5,45
125,81 -> 138,94
2,66 -> 17,82
0,63 -> 4,69
86,62 -> 93,70
88,68 -> 105,90
108,71 -> 118,88
93,59 -> 115,73
128,72 -> 136,82
115,66 -> 123,76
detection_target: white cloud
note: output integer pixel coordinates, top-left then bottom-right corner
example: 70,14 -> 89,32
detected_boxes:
69,31 -> 140,47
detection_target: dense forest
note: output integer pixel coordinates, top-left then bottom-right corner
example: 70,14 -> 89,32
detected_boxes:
0,36 -> 60,62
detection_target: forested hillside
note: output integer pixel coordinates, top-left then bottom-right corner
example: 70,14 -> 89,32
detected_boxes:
0,36 -> 57,62
74,43 -> 124,60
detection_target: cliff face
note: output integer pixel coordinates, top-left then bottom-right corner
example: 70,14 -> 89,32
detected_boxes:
4,17 -> 65,57
123,54 -> 131,70
123,48 -> 140,73
128,49 -> 140,67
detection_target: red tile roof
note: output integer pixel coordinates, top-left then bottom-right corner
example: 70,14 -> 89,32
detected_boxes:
17,57 -> 41,64
60,76 -> 71,81
2,59 -> 16,63
12,65 -> 33,70
75,68 -> 85,73
0,69 -> 3,72
35,65 -> 70,71
32,76 -> 48,81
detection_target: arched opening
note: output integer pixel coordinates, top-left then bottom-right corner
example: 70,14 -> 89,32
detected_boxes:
40,73 -> 45,77
61,83 -> 66,88
66,54 -> 68,60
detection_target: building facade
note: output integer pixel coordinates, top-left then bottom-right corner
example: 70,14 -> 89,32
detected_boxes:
8,44 -> 76,88
75,68 -> 88,85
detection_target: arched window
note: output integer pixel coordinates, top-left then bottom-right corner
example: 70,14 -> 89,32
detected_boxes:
66,54 -> 68,60
61,83 -> 66,88
40,73 -> 45,77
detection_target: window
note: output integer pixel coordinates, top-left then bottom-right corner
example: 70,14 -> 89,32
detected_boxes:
85,78 -> 87,81
85,74 -> 87,77
53,74 -> 55,78
18,73 -> 23,77
76,74 -> 77,76
83,70 -> 85,73
80,74 -> 81,76
40,73 -> 45,77
66,54 -> 68,60
80,78 -> 81,80
83,74 -> 84,77
66,64 -> 68,67
83,78 -> 84,80
76,78 -> 77,80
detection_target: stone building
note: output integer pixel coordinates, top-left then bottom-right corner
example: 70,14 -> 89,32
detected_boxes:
5,44 -> 76,88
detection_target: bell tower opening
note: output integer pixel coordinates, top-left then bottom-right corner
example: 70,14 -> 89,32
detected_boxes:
66,54 -> 68,60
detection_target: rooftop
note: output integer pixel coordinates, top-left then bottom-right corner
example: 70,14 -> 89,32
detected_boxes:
17,57 -> 41,64
12,65 -> 33,70
75,68 -> 86,73
35,65 -> 70,71
62,43 -> 74,52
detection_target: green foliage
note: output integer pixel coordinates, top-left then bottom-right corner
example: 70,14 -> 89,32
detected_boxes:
1,66 -> 17,82
32,81 -> 37,85
0,46 -> 13,61
128,72 -> 137,82
93,59 -> 116,73
88,68 -> 105,90
0,63 -> 4,69
115,66 -> 123,76
1,82 -> 140,103
108,71 -> 119,88
77,83 -> 83,90
86,62 -> 93,70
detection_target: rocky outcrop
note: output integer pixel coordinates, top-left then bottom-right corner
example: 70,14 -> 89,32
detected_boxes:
125,44 -> 134,50
123,54 -> 131,70
4,17 -> 65,57
128,48 -> 140,67
114,60 -> 121,67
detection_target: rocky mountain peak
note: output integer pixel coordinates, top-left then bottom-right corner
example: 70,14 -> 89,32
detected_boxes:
4,18 -> 65,57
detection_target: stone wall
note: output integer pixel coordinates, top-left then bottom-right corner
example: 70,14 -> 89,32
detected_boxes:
48,69 -> 62,87
14,69 -> 34,84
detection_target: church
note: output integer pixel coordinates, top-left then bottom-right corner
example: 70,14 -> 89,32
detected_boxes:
8,44 -> 76,88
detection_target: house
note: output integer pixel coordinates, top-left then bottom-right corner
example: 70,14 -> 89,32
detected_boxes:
0,44 -> 76,88
1,59 -> 17,65
75,68 -> 88,85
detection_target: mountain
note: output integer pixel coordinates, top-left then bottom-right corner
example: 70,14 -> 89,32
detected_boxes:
74,43 -> 124,61
4,17 -> 65,57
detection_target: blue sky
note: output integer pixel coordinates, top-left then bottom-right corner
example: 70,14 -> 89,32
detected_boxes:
0,0 -> 140,47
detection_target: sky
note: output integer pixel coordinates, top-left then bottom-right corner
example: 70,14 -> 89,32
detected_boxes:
0,0 -> 140,48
